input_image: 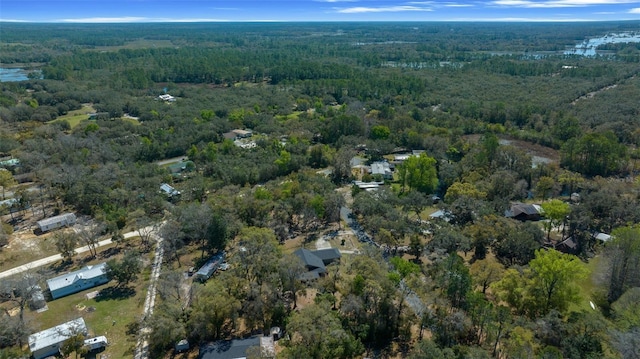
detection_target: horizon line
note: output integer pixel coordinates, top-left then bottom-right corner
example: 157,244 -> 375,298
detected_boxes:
2,18 -> 640,23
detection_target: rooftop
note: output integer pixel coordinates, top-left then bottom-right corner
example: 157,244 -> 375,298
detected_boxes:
199,337 -> 260,359
36,213 -> 76,227
47,263 -> 107,292
28,318 -> 87,353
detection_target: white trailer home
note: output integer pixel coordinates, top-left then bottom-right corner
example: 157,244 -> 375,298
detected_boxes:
28,318 -> 87,359
36,213 -> 76,233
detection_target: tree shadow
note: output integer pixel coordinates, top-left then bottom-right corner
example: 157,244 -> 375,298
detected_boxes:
99,246 -> 121,259
50,259 -> 73,273
96,286 -> 135,301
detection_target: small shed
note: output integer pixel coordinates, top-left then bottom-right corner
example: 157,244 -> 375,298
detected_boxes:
29,285 -> 47,310
556,237 -> 578,254
28,318 -> 87,359
47,262 -> 109,299
36,213 -> 76,233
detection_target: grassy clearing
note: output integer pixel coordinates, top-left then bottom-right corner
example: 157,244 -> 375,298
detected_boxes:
121,116 -> 141,126
30,280 -> 147,358
275,111 -> 302,121
27,249 -> 155,358
570,255 -> 605,313
48,105 -> 95,129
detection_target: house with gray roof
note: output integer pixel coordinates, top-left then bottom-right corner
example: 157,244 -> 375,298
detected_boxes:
160,183 -> 181,198
370,161 -> 393,180
505,203 -> 543,221
36,213 -> 76,233
47,262 -> 109,299
294,248 -> 341,281
28,318 -> 87,359
195,252 -> 226,282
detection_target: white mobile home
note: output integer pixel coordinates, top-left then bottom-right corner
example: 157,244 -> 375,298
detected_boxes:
194,252 -> 225,282
37,213 -> 76,233
28,318 -> 88,359
47,262 -> 109,299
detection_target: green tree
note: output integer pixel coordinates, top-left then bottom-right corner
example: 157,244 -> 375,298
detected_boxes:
283,302 -> 363,359
495,249 -> 588,318
605,226 -> 640,303
397,153 -> 438,194
105,250 -> 142,288
470,257 -> 505,295
61,333 -> 87,359
54,232 -> 78,263
390,256 -> 421,278
541,199 -> 571,241
536,176 -> 556,199
370,125 -> 391,140
528,249 -> 588,316
0,169 -> 16,200
444,182 -> 486,203
188,281 -> 240,341
561,131 -> 627,176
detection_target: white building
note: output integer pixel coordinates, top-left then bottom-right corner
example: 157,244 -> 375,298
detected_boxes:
370,161 -> 393,180
36,213 -> 76,233
158,94 -> 176,102
28,318 -> 88,359
160,183 -> 181,198
47,262 -> 109,299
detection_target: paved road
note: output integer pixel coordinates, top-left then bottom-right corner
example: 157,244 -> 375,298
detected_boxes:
0,228 -> 142,280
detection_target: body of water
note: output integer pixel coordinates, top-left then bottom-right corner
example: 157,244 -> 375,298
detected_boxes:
0,67 -> 40,82
565,32 -> 640,57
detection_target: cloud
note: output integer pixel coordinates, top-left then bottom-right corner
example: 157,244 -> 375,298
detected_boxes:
444,3 -> 475,7
409,1 -> 474,6
629,7 -> 640,12
492,0 -> 639,8
336,5 -> 433,13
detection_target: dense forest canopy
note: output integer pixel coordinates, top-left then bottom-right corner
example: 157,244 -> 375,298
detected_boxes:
1,21 -> 640,359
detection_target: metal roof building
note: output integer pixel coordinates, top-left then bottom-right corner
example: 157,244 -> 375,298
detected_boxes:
28,318 -> 87,359
47,262 -> 109,299
36,213 -> 76,233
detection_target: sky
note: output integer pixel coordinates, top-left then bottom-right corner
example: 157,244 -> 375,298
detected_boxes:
2,0 -> 640,23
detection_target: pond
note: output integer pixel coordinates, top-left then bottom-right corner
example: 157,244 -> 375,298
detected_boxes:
0,67 -> 41,82
565,32 -> 640,57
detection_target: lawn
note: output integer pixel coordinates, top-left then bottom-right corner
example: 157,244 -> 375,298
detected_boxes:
28,256 -> 153,358
275,111 -> 303,121
31,281 -> 146,358
570,255 -> 605,313
48,104 -> 96,129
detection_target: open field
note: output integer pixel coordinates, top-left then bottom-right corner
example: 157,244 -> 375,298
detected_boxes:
570,255 -> 605,313
48,104 -> 96,128
30,279 -> 148,358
